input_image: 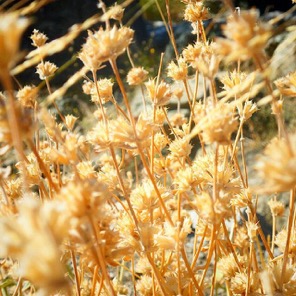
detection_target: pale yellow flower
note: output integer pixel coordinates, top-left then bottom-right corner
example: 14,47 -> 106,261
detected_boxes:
30,29 -> 48,47
167,57 -> 188,81
274,71 -> 296,97
127,67 -> 148,85
255,135 -> 296,192
214,9 -> 272,62
79,26 -> 134,70
16,85 -> 38,108
36,61 -> 58,80
145,79 -> 172,107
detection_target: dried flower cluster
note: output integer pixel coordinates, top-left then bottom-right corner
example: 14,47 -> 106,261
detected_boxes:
0,1 -> 296,295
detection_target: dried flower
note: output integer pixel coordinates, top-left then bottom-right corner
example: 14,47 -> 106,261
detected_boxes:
58,178 -> 109,218
136,275 -> 153,295
230,272 -> 259,294
170,112 -> 187,127
76,161 -> 97,179
82,79 -> 93,95
217,254 -> 240,279
275,229 -> 296,256
274,71 -> 296,97
87,121 -> 110,151
65,114 -> 78,131
184,3 -> 209,22
214,9 -> 272,61
16,85 -> 38,108
0,197 -> 69,293
173,165 -> 201,193
194,103 -> 238,145
102,4 -> 125,22
167,57 -> 188,81
268,198 -> 285,217
155,217 -> 192,250
238,100 -> 258,121
30,29 -> 48,47
246,221 -> 259,242
145,79 -> 172,107
36,61 -> 58,80
79,26 -> 134,70
182,42 -> 204,69
169,137 -> 192,159
127,67 -> 148,85
255,135 -> 296,192
90,78 -> 113,104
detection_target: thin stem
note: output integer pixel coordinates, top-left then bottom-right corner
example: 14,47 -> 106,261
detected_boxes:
271,213 -> 276,254
165,0 -> 179,58
90,265 -> 98,296
146,252 -> 168,296
210,247 -> 217,296
70,249 -> 81,296
281,188 -> 295,288
191,224 -> 208,268
240,129 -> 248,188
200,224 -> 217,285
87,215 -> 116,296
181,248 -> 204,296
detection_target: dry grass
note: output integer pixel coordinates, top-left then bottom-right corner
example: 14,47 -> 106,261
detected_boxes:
0,0 -> 296,295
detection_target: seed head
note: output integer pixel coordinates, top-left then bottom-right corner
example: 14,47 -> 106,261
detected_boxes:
90,78 -> 114,104
184,3 -> 209,22
274,71 -> 296,97
79,26 -> 134,70
268,198 -> 285,217
145,79 -> 172,107
169,137 -> 192,159
65,114 -> 78,131
16,85 -> 38,108
167,57 -> 188,81
255,135 -> 296,192
197,103 -> 238,145
217,254 -> 239,279
30,29 -> 48,47
102,4 -> 125,22
36,61 -> 58,80
127,67 -> 148,85
215,9 -> 272,61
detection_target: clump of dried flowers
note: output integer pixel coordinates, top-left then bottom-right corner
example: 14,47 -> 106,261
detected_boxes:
0,0 -> 296,295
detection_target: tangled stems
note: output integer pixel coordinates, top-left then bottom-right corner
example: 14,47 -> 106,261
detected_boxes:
109,57 -> 174,226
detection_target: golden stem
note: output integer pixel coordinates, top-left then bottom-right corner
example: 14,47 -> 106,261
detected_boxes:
70,249 -> 81,296
281,188 -> 295,288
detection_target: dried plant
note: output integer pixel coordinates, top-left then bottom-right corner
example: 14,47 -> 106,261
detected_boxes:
0,0 -> 296,295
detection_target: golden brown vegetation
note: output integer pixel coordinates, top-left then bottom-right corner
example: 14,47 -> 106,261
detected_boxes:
0,0 -> 296,295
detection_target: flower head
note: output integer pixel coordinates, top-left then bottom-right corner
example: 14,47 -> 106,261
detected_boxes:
79,26 -> 134,70
90,78 -> 114,104
30,29 -> 48,47
255,135 -> 296,192
214,9 -> 272,61
127,67 -> 148,85
274,71 -> 296,97
16,85 -> 38,108
36,61 -> 58,80
184,3 -> 209,22
167,57 -> 188,81
145,79 -> 172,106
